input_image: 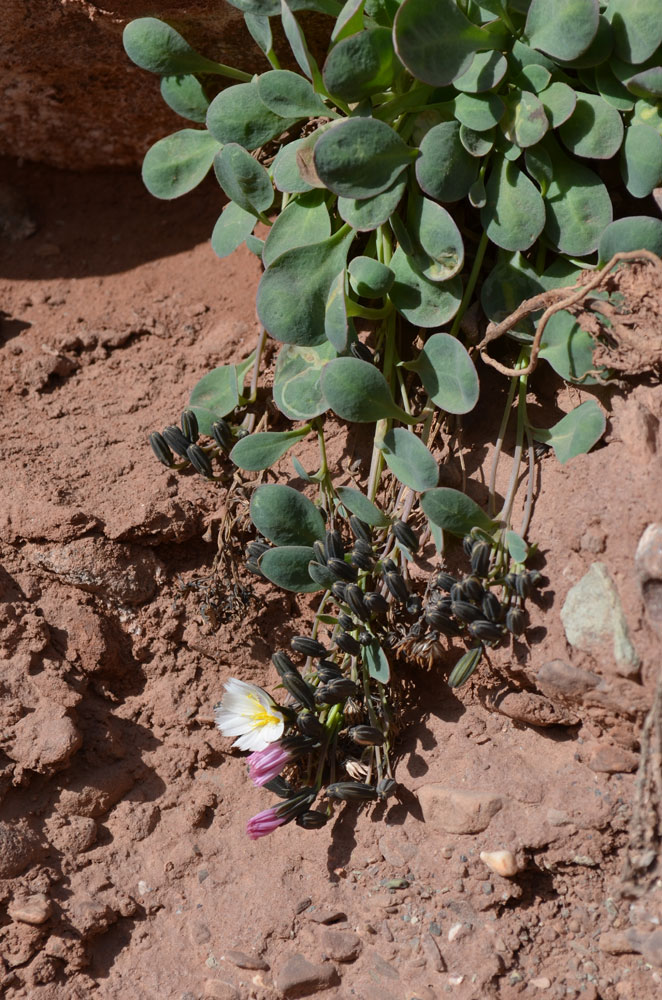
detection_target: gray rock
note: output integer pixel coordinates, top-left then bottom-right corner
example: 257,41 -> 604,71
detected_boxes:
560,562 -> 639,677
625,928 -> 662,967
536,659 -> 600,701
416,785 -> 503,834
223,949 -> 269,971
202,980 -> 239,1000
635,523 -> 662,630
320,927 -> 362,962
274,954 -> 339,997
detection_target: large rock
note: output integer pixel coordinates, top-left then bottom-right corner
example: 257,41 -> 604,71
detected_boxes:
560,562 -> 640,677
1,1 -> 331,170
417,785 -> 504,834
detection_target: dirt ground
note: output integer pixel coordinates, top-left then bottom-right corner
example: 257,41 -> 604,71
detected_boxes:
1,156 -> 661,1000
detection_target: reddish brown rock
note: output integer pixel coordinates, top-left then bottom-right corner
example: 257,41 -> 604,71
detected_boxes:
274,954 -> 339,997
0,821 -> 42,878
417,785 -> 503,834
8,893 -> 52,925
320,927 -> 362,963
8,705 -> 82,772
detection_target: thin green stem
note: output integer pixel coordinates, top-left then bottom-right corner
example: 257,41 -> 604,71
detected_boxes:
489,372 -> 519,518
247,327 -> 268,403
499,363 -> 529,527
449,229 -> 489,339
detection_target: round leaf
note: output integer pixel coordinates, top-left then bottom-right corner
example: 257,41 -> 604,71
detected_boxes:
481,157 -> 545,252
321,357 -> 410,423
271,138 -> 314,194
338,175 -> 407,231
405,333 -> 479,414
416,121 -> 479,203
541,136 -> 613,256
505,530 -> 529,564
123,17 -> 226,75
453,92 -> 505,132
313,117 -> 417,199
262,190 -> 331,267
531,400 -> 605,465
421,488 -> 496,537
257,227 -> 355,346
515,64 -> 552,94
539,82 -> 577,128
211,201 -> 256,259
606,0 -> 662,65
364,640 -> 390,683
460,125 -> 494,157
325,269 -> 355,353
348,257 -> 394,297
335,486 -> 391,527
594,63 -> 635,111
214,144 -> 274,217
160,74 -> 209,123
189,365 -> 240,434
378,428 -> 439,491
627,67 -> 662,101
389,248 -> 463,328
501,89 -> 549,149
598,215 -> 662,264
481,256 -> 543,330
554,13 -> 614,69
453,49 -> 508,93
620,123 -> 662,198
538,310 -> 596,382
230,429 -> 308,471
559,93 -> 624,159
207,82 -> 296,150
273,341 -> 336,421
323,27 -> 403,100
250,484 -> 326,546
394,0 -> 495,86
257,69 -> 330,118
525,0 -> 600,63
259,546 -> 322,593
141,129 -> 220,200
408,197 -> 464,281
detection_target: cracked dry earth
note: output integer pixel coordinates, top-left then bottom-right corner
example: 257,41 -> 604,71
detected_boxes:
1,156 -> 662,1000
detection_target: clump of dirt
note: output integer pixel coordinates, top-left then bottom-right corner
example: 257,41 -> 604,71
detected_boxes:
1,156 -> 662,1000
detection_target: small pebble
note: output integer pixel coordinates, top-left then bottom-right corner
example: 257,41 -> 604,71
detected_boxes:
479,849 -> 519,878
295,898 -> 312,914
429,922 -> 441,936
8,894 -> 52,925
530,976 -> 551,989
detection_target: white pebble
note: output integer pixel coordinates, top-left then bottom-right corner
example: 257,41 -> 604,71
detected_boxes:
530,976 -> 552,989
479,849 -> 519,877
448,922 -> 464,942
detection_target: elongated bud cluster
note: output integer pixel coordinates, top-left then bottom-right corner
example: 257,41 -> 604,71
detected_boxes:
392,520 -> 420,553
327,782 -> 378,802
281,672 -> 316,712
149,432 -> 175,467
349,725 -> 385,746
186,444 -> 213,479
181,409 -> 199,442
211,418 -> 232,451
163,425 -> 190,457
291,636 -> 328,658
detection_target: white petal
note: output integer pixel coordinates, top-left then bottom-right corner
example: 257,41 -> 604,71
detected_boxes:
234,729 -> 270,752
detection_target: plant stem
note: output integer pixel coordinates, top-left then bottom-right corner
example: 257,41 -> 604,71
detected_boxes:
488,372 -> 519,518
248,327 -> 268,403
499,362 -> 529,527
449,229 -> 489,339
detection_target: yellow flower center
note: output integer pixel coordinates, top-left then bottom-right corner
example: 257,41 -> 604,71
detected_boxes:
246,694 -> 281,730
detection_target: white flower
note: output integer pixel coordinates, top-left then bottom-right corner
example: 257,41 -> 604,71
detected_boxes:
214,678 -> 285,752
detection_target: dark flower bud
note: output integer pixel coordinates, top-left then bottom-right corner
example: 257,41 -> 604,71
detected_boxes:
451,600 -> 484,623
349,516 -> 372,543
163,424 -> 191,458
481,592 -> 503,623
263,776 -> 294,798
296,714 -> 325,740
281,672 -> 316,712
463,534 -> 475,557
149,431 -> 175,468
211,418 -> 233,451
345,584 -> 370,621
235,426 -> 249,439
528,570 -> 544,588
326,677 -> 359,700
181,409 -> 199,442
324,530 -> 345,562
429,592 -> 452,610
186,443 -> 214,479
364,591 -> 389,615
296,809 -> 329,829
312,540 -> 327,566
384,572 -> 409,604
247,540 -> 270,560
505,606 -> 527,635
436,572 -> 457,592
334,631 -> 361,656
468,620 -> 506,642
327,558 -> 358,583
350,340 -> 374,363
331,581 -> 348,603
504,572 -> 518,590
245,560 -> 263,577
327,781 -> 378,802
515,573 -> 532,599
353,538 -> 373,557
447,646 -> 483,688
470,540 -> 492,577
350,547 -> 374,571
382,558 -> 398,574
377,777 -> 397,798
425,606 -> 458,632
392,520 -> 420,553
462,575 -> 485,603
358,630 -> 372,645
272,651 -> 298,678
406,595 -> 422,616
315,660 -> 343,682
275,788 -> 318,823
314,685 -> 332,705
291,636 -> 328,659
337,613 -> 354,632
350,725 -> 385,746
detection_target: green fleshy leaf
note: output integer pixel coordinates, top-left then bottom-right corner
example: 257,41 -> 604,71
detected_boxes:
509,39 -> 557,73
214,144 -> 274,218
378,427 -> 439,491
230,429 -> 309,471
481,157 -> 546,252
468,178 -> 487,208
281,0 -> 322,84
123,17 -> 230,75
448,646 -> 483,688
141,129 -> 220,200
250,484 -> 326,546
262,190 -> 331,267
598,215 -> 662,265
620,123 -> 662,197
525,143 -> 554,196
421,487 -> 496,537
364,640 -> 390,683
335,486 -> 391,526
525,0 -> 600,62
531,400 -> 606,465
460,125 -> 494,157
505,530 -> 529,564
338,175 -> 407,231
454,92 -> 505,132
515,64 -> 552,94
393,0 -> 496,86
389,247 -> 463,328
189,365 -> 240,433
541,135 -> 613,256
211,201 -> 256,259
257,69 -> 330,118
633,98 -> 662,134
308,560 -> 339,589
348,256 -> 394,297
502,89 -> 549,149
325,269 -> 355,353
207,81 -> 296,149
453,49 -> 508,93
273,341 -> 336,420
271,138 -> 315,194
539,81 -> 577,128
559,93 -> 624,159
160,75 -> 210,123
292,453 -> 316,482
408,196 -> 464,281
606,0 -> 662,65
313,117 -> 417,199
538,310 -> 596,382
594,63 -> 636,111
404,332 -> 479,414
331,0 -> 366,43
481,255 -> 543,330
323,27 -> 402,100
554,13 -> 613,69
627,67 -> 662,100
245,235 -> 265,257
321,357 -> 411,423
259,546 -> 322,593
416,121 -> 479,203
244,13 -> 273,57
257,226 -> 355,345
